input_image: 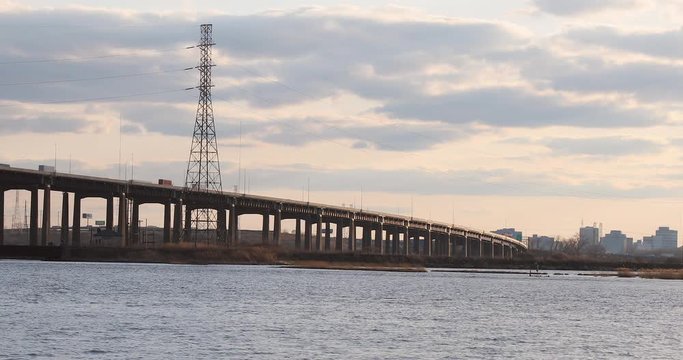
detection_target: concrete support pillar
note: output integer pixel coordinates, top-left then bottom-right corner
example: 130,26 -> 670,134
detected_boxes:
294,218 -> 302,249
348,218 -> 356,251
447,235 -> 453,257
403,228 -> 410,255
425,231 -> 432,257
412,232 -> 420,255
316,215 -> 322,252
173,199 -> 183,243
324,221 -> 331,251
217,208 -> 226,245
304,218 -> 313,251
262,212 -> 270,245
0,190 -> 4,246
106,197 -> 114,231
362,225 -> 372,252
131,200 -> 140,245
490,241 -> 495,259
41,185 -> 51,246
163,200 -> 171,244
72,193 -> 82,247
463,237 -> 469,258
228,204 -> 237,246
60,192 -> 69,246
184,206 -> 192,242
273,209 -> 281,246
393,228 -> 400,255
376,223 -> 384,254
118,194 -> 127,247
29,188 -> 39,246
335,221 -> 343,251
385,229 -> 392,254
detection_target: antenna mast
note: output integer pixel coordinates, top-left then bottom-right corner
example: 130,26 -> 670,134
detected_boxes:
185,24 -> 223,243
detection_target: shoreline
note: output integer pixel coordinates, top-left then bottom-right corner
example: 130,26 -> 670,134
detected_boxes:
1,245 -> 682,275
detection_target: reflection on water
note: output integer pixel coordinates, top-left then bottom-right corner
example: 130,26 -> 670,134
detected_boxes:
1,261 -> 681,359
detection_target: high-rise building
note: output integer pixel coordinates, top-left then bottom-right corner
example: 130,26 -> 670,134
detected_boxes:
652,227 -> 677,250
528,234 -> 555,251
493,228 -> 522,241
579,226 -> 600,247
601,230 -> 633,254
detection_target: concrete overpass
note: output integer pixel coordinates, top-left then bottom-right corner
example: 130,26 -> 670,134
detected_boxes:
0,166 -> 527,258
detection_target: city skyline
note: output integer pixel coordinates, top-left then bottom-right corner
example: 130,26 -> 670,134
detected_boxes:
3,1 -> 683,244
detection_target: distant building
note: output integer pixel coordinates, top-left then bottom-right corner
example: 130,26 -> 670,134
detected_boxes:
528,234 -> 555,251
653,227 -> 678,250
601,230 -> 633,254
640,227 -> 678,250
579,226 -> 600,247
494,228 -> 522,241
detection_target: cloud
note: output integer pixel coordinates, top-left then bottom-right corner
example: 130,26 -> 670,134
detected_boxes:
544,137 -> 662,157
252,117 -> 468,151
550,62 -> 683,102
378,87 -> 659,128
0,115 -> 90,135
532,0 -> 642,16
566,26 -> 683,59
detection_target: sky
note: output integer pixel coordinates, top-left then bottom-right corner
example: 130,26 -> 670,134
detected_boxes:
2,0 -> 683,244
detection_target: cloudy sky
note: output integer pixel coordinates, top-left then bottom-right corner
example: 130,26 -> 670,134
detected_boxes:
2,0 -> 683,243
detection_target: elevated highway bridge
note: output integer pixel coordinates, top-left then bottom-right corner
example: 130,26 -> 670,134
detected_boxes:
0,166 -> 527,258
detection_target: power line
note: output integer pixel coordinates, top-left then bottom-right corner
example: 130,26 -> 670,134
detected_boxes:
0,88 -> 189,108
0,67 -> 191,87
0,46 -> 191,65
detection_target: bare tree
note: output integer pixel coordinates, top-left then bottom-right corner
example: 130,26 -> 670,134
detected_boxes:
558,233 -> 581,255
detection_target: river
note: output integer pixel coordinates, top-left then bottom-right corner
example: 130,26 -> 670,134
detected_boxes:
0,261 -> 680,359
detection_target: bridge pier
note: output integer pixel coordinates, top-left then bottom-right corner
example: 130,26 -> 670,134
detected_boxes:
403,228 -> 410,255
106,197 -> 114,231
131,200 -> 139,245
304,217 -> 312,251
41,185 -> 50,246
0,189 -> 4,246
173,200 -> 183,243
361,225 -> 371,252
72,193 -> 82,247
348,218 -> 356,252
294,218 -> 301,249
273,209 -> 281,246
262,212 -> 270,245
184,206 -> 192,242
29,188 -> 38,246
217,207 -> 226,245
335,221 -> 343,251
163,200 -> 172,244
228,204 -> 237,246
324,221 -> 331,251
446,235 -> 452,256
118,193 -> 127,247
462,236 -> 469,258
392,228 -> 399,255
425,231 -> 432,257
376,223 -> 384,254
316,215 -> 322,252
60,192 -> 69,246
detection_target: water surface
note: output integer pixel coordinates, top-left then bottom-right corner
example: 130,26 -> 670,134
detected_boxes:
1,261 -> 681,359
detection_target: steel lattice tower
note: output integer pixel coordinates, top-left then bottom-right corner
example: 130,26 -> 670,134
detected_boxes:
185,24 -> 222,242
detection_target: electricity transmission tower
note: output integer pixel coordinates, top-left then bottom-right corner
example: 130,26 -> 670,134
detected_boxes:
185,24 -> 223,243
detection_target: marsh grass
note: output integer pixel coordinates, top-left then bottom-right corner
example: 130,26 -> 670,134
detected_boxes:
637,269 -> 683,280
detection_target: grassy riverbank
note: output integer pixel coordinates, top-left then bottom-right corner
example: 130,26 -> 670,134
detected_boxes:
1,245 -> 681,272
617,268 -> 683,280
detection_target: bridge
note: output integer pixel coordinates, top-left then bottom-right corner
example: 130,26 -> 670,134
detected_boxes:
0,165 -> 527,258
